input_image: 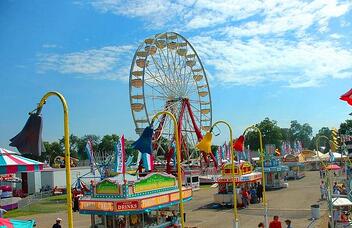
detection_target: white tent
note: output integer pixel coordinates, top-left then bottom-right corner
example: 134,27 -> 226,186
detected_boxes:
332,197 -> 352,207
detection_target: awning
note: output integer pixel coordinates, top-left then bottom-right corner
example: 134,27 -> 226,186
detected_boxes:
0,218 -> 35,228
0,148 -> 43,174
332,197 -> 352,207
324,164 -> 341,171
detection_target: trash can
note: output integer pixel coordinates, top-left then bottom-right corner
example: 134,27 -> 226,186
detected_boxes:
311,204 -> 320,219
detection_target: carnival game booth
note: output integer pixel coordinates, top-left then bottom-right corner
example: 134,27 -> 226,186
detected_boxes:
79,172 -> 192,228
255,156 -> 288,190
0,148 -> 43,211
282,154 -> 305,180
214,162 -> 262,206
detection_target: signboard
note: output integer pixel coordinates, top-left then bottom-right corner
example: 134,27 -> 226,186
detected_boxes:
134,173 -> 176,193
116,201 -> 139,211
80,188 -> 192,213
96,179 -> 120,195
79,201 -> 114,211
141,195 -> 169,209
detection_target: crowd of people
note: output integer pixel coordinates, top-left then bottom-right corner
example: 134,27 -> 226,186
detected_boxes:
258,216 -> 292,228
239,182 -> 263,208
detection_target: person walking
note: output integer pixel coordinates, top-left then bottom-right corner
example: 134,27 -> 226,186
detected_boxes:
320,181 -> 326,200
52,218 -> 62,228
284,219 -> 292,228
269,215 -> 282,228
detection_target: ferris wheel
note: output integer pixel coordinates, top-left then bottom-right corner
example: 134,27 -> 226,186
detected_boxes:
129,32 -> 214,171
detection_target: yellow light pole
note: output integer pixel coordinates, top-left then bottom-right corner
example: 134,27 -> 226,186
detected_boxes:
151,111 -> 185,228
207,120 -> 239,228
243,125 -> 268,227
36,91 -> 73,228
315,135 -> 335,228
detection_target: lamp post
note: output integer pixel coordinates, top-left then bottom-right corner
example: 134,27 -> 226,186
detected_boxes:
315,135 -> 334,228
151,111 -> 185,228
198,120 -> 238,227
243,125 -> 268,227
36,91 -> 73,228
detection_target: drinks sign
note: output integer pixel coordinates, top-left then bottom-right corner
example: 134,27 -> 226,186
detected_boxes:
116,201 -> 139,211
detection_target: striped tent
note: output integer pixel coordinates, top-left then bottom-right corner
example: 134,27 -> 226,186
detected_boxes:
0,148 -> 43,174
0,218 -> 35,228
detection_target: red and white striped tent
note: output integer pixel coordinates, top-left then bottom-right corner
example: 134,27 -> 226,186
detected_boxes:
0,148 -> 43,174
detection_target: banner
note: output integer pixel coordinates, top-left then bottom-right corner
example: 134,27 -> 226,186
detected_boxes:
85,139 -> 95,173
142,153 -> 154,171
114,135 -> 125,173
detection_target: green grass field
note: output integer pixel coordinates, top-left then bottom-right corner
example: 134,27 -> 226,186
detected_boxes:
5,195 -> 67,218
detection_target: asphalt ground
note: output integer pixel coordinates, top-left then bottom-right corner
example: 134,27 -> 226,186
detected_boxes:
17,171 -> 327,228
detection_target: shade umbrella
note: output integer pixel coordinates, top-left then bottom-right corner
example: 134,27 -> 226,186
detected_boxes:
324,164 -> 341,171
0,148 -> 43,174
0,218 -> 35,228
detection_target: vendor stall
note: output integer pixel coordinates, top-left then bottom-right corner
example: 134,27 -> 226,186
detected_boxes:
255,155 -> 288,190
283,154 -> 305,180
0,148 -> 44,211
214,162 -> 262,206
79,172 -> 192,228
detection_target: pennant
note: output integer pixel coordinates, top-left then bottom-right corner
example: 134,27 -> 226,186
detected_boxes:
114,135 -> 125,173
132,126 -> 153,154
142,153 -> 154,171
233,135 -> 244,152
85,139 -> 95,173
340,89 -> 352,106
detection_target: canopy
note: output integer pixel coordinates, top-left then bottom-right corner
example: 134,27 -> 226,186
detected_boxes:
0,148 -> 43,174
332,197 -> 352,207
324,164 -> 341,171
0,218 -> 35,228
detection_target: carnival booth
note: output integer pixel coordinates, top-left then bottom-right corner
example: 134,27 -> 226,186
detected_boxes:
283,154 -> 305,180
214,162 -> 262,206
0,148 -> 43,211
255,155 -> 288,190
79,172 -> 192,228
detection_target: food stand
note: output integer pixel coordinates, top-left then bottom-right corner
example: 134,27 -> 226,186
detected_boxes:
79,172 -> 192,228
255,155 -> 288,189
283,154 -> 305,180
214,162 -> 262,206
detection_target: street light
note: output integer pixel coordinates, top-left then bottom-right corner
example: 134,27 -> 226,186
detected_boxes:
151,111 -> 185,228
315,135 -> 335,228
196,120 -> 239,228
243,125 -> 268,228
11,91 -> 73,228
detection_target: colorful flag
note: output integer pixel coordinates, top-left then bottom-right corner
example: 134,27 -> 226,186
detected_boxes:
340,89 -> 352,106
85,139 -> 95,173
142,153 -> 154,171
233,135 -> 244,152
114,135 -> 125,173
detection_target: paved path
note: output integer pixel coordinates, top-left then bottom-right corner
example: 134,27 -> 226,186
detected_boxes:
17,171 -> 326,228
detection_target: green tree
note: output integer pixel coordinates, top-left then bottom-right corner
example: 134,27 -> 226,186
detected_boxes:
289,120 -> 313,148
43,141 -> 64,165
98,134 -> 119,153
244,118 -> 283,150
309,127 -> 331,151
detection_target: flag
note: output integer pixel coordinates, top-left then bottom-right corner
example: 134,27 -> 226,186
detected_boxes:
114,135 -> 125,173
142,153 -> 154,171
329,151 -> 335,162
233,135 -> 244,152
85,139 -> 95,173
132,126 -> 153,154
10,113 -> 45,156
340,89 -> 352,106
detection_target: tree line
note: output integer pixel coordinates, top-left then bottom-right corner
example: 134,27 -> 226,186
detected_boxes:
26,118 -> 352,164
244,118 -> 352,152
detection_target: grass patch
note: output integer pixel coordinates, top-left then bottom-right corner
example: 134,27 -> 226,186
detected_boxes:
200,184 -> 213,189
5,195 -> 68,218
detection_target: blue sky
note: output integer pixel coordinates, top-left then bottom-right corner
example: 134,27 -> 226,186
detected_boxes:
0,0 -> 351,148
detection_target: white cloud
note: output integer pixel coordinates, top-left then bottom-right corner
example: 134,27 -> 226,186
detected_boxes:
191,36 -> 352,88
42,44 -> 58,48
38,45 -> 133,80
